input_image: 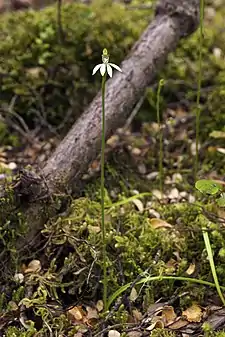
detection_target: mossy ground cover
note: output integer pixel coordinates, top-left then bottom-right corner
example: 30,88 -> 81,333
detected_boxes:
1,0 -> 225,336
0,0 -> 149,146
0,0 -> 225,146
2,190 -> 225,335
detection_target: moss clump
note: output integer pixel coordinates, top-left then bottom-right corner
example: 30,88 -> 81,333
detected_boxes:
2,194 -> 225,334
22,199 -> 221,303
212,332 -> 225,337
5,326 -> 37,337
0,0 -> 225,146
0,1 -> 150,143
137,4 -> 225,141
0,121 -> 19,146
150,329 -> 176,337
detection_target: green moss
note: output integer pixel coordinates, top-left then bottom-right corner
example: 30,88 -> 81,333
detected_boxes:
0,2 -> 150,142
150,329 -> 176,337
37,198 -> 222,303
2,193 -> 225,334
0,0 -> 225,146
202,322 -> 225,337
213,332 -> 225,337
136,5 -> 225,141
0,121 -> 19,146
5,326 -> 37,337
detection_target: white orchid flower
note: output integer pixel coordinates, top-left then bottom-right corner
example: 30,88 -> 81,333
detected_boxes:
92,48 -> 122,78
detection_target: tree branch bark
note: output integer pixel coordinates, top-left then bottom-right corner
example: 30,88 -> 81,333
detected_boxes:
43,0 -> 199,192
15,0 -> 199,248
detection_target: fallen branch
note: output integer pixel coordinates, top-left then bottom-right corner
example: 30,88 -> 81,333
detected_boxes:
9,0 -> 199,249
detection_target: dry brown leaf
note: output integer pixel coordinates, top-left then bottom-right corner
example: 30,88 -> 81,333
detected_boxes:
152,189 -> 164,200
146,319 -> 164,331
217,148 -> 225,154
131,147 -> 142,156
132,309 -> 142,322
132,199 -> 144,213
67,306 -> 85,323
107,135 -> 119,148
26,67 -> 44,78
90,160 -> 100,171
173,251 -> 181,261
130,287 -> 138,302
168,188 -> 179,200
165,259 -> 178,274
87,225 -> 101,233
108,330 -> 121,337
24,260 -> 41,274
14,273 -> 24,284
86,306 -> 99,320
8,301 -> 18,311
73,333 -> 83,337
168,317 -> 189,330
127,331 -> 142,337
149,218 -> 173,229
185,263 -> 196,275
162,306 -> 177,324
217,207 -> 225,220
182,303 -> 203,323
175,107 -> 188,118
96,300 -> 104,312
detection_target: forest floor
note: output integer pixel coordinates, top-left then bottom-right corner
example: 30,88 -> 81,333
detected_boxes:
1,1 -> 225,336
1,100 -> 225,337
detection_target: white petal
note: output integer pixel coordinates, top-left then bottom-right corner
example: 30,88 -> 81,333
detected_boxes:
109,63 -> 122,72
100,64 -> 106,76
92,64 -> 102,75
107,64 -> 113,78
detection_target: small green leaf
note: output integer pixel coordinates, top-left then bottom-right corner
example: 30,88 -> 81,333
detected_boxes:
195,179 -> 221,195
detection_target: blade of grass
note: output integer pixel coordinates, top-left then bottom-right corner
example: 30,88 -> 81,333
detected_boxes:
202,228 -> 225,305
107,275 -> 225,310
106,192 -> 152,212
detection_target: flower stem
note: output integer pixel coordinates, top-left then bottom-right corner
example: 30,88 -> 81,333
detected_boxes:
195,0 -> 204,180
101,73 -> 107,310
156,79 -> 164,197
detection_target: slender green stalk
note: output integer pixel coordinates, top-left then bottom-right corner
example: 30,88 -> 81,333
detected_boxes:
93,48 -> 122,310
202,228 -> 225,305
107,275 -> 225,310
106,192 -> 152,212
195,0 -> 204,180
101,73 -> 107,310
156,79 -> 164,196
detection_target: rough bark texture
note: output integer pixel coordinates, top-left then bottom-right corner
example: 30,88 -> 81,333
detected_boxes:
17,0 -> 199,248
156,0 -> 199,36
43,0 -> 199,192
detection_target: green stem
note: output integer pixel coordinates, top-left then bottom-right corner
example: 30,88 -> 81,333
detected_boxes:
202,228 -> 225,305
195,0 -> 204,180
107,275 -> 225,310
101,73 -> 107,310
156,79 -> 164,196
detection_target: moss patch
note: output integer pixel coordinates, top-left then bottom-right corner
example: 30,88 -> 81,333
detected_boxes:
0,1 -> 150,144
2,192 -> 225,334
